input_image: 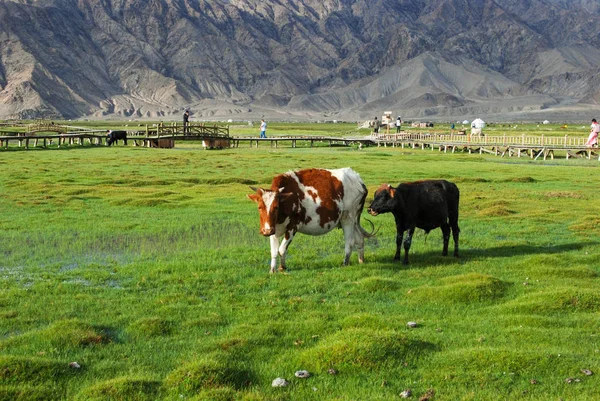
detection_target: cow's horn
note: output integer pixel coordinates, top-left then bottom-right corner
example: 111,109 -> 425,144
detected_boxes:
249,186 -> 258,192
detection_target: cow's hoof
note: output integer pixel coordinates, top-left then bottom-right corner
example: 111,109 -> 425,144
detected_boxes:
278,265 -> 286,272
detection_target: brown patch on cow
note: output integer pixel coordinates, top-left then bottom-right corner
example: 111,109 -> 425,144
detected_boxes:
375,184 -> 393,196
271,173 -> 305,232
307,189 -> 318,202
247,193 -> 261,203
248,188 -> 276,235
295,169 -> 343,227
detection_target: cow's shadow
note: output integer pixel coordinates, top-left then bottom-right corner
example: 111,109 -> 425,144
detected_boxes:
367,241 -> 594,269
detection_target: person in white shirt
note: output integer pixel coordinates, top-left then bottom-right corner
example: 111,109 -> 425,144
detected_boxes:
396,116 -> 402,133
260,119 -> 267,138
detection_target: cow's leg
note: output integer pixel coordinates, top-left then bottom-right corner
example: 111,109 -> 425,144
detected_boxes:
394,219 -> 404,261
451,222 -> 460,258
269,235 -> 280,274
354,225 -> 365,264
342,223 -> 356,265
278,232 -> 295,272
403,227 -> 415,265
441,222 -> 450,256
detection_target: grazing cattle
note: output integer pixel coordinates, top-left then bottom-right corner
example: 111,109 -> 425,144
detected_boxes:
247,168 -> 371,273
367,180 -> 459,264
106,130 -> 128,146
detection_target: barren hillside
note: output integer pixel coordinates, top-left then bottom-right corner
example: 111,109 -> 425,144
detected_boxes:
1,0 -> 600,121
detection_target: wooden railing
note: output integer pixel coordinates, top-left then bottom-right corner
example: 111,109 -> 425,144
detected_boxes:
372,132 -> 588,147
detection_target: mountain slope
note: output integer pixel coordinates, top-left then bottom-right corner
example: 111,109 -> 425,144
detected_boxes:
1,0 -> 600,121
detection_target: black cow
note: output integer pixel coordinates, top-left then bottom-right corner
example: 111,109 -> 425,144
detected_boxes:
367,180 -> 459,264
106,130 -> 128,146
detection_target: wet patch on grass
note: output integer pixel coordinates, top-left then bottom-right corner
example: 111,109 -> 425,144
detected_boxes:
299,328 -> 436,372
408,273 -> 508,304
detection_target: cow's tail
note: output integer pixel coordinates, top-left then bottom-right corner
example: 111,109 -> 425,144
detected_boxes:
357,181 -> 378,237
359,217 -> 378,237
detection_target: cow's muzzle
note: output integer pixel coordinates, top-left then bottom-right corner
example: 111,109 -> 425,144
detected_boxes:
260,228 -> 275,236
367,208 -> 379,216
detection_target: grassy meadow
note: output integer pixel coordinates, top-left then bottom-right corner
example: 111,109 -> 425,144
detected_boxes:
0,127 -> 599,400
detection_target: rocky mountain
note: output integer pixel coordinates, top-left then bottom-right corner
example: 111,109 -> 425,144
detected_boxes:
2,0 -> 600,121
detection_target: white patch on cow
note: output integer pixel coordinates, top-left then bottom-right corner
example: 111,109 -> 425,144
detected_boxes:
261,191 -> 277,231
262,191 -> 277,212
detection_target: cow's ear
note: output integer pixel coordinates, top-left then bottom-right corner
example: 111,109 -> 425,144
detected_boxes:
389,188 -> 396,198
247,193 -> 261,203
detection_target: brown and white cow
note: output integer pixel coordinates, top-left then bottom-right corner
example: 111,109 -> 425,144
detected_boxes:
247,168 -> 371,273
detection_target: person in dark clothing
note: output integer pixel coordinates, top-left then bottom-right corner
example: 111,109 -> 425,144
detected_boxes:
183,110 -> 190,134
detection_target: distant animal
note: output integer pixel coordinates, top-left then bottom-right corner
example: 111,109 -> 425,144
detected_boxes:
247,168 -> 372,273
367,180 -> 460,264
106,130 -> 128,146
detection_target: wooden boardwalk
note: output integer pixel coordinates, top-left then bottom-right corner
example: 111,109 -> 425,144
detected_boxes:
229,136 -> 373,148
0,121 -> 375,150
372,132 -> 600,161
1,121 -> 597,161
0,122 -> 231,149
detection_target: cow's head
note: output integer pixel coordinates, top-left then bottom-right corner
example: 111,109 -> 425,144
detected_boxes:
247,187 -> 292,236
367,184 -> 396,216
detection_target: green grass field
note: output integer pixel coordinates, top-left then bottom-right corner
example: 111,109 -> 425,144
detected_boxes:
0,131 -> 599,400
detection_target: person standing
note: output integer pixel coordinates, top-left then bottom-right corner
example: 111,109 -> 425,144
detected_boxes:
586,118 -> 599,146
373,117 -> 379,134
260,119 -> 267,138
183,110 -> 190,134
396,116 -> 402,133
